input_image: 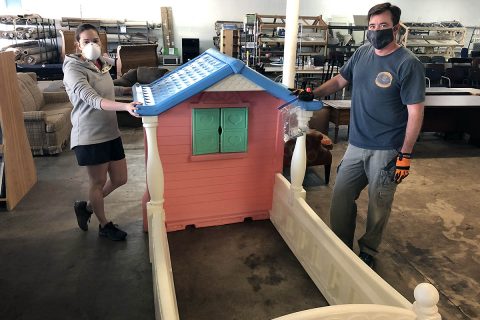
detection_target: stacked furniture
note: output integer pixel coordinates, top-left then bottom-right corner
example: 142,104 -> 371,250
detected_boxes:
0,14 -> 59,65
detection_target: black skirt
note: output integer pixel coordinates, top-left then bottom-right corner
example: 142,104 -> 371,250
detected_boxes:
73,137 -> 125,166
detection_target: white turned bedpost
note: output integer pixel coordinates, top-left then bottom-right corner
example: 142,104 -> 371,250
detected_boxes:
142,116 -> 165,260
143,115 -> 179,320
413,283 -> 442,320
289,109 -> 313,203
142,116 -> 164,205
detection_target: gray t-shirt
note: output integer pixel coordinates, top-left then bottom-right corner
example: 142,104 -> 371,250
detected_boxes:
340,44 -> 425,150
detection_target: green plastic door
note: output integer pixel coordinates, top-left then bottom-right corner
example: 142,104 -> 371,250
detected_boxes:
192,108 -> 220,155
221,108 -> 248,153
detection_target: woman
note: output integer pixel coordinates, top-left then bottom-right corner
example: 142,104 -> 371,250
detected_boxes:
63,23 -> 140,241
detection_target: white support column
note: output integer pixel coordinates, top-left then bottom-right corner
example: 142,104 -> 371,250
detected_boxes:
412,283 -> 442,320
282,0 -> 300,89
289,109 -> 313,202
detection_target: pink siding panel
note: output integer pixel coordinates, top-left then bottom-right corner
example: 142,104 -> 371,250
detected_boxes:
165,169 -> 273,190
164,181 -> 273,205
143,92 -> 286,230
164,164 -> 276,182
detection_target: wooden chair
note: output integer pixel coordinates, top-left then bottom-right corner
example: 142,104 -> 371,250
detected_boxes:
445,66 -> 471,88
59,29 -> 108,62
283,129 -> 333,185
116,44 -> 158,77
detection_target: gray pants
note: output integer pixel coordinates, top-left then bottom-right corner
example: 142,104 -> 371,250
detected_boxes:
330,144 -> 398,256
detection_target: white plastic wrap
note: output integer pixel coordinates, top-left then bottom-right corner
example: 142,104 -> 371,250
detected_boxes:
281,104 -> 303,141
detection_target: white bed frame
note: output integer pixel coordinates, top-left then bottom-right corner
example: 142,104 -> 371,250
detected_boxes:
142,115 -> 442,320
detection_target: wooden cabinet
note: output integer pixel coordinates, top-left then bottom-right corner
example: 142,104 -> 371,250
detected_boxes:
0,52 -> 37,210
220,29 -> 240,58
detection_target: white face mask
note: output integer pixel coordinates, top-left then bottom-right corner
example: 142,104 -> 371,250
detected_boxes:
81,42 -> 101,61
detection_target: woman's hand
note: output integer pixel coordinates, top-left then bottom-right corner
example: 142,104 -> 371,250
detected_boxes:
124,101 -> 142,117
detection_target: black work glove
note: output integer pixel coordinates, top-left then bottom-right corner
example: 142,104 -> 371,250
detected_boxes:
288,88 -> 314,101
288,88 -> 304,96
394,152 -> 412,184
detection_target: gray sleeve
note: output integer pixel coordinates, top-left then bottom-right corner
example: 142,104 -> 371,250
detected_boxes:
339,56 -> 354,82
339,46 -> 362,82
400,58 -> 426,105
63,64 -> 103,110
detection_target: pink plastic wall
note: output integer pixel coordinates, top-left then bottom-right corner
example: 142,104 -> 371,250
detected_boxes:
142,91 -> 285,231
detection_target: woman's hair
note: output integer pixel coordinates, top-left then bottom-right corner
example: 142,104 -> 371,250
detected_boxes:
367,2 -> 401,26
75,23 -> 100,42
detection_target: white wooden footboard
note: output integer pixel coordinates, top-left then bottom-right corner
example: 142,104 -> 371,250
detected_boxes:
273,304 -> 416,320
270,173 -> 410,307
148,203 -> 179,320
270,173 -> 441,319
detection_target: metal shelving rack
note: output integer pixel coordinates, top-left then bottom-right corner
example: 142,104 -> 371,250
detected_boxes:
398,21 -> 466,59
256,15 -> 328,66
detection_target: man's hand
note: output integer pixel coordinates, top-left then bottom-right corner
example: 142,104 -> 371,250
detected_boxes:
289,87 -> 314,101
288,88 -> 304,96
394,152 -> 412,184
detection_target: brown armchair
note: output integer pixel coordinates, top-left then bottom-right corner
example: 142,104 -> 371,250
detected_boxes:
283,129 -> 333,185
16,72 -> 73,155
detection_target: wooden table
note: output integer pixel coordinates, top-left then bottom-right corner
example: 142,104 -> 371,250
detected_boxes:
323,100 -> 351,143
423,88 -> 480,145
323,90 -> 480,146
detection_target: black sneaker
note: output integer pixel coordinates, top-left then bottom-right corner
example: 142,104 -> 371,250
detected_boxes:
359,252 -> 375,269
99,222 -> 127,241
74,200 -> 93,231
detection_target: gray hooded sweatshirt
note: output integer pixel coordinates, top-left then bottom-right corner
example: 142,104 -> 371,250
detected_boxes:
63,54 -> 124,148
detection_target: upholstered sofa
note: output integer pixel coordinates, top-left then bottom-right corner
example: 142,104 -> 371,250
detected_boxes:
113,66 -> 169,87
16,72 -> 73,155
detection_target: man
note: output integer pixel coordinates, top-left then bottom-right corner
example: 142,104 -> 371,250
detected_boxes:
313,2 -> 425,268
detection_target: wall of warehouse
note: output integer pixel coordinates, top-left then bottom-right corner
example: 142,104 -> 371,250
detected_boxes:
2,0 -> 479,52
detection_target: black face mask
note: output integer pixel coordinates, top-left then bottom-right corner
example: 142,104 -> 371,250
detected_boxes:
367,28 -> 394,50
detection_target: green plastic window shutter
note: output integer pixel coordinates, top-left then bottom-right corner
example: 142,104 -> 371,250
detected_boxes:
192,108 -> 220,155
220,107 -> 248,153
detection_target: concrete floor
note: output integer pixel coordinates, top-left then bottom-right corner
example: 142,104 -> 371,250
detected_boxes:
0,126 -> 478,320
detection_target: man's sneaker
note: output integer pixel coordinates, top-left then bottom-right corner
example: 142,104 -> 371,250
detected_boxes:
359,251 -> 375,269
99,222 -> 127,241
74,200 -> 93,231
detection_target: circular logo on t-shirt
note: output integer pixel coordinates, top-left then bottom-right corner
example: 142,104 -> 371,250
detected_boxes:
375,71 -> 393,88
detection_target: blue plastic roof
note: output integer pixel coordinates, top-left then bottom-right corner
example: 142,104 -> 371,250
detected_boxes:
133,48 -> 321,116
